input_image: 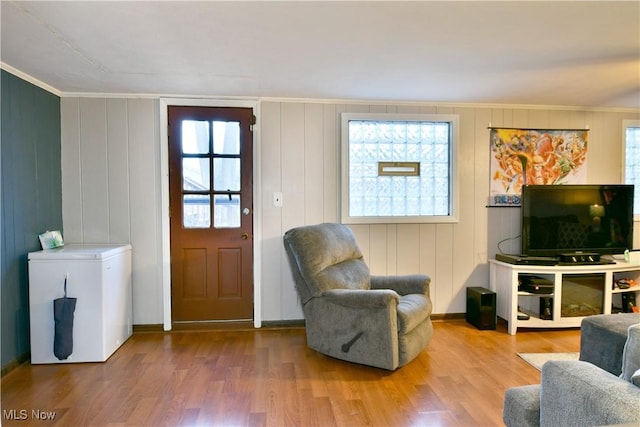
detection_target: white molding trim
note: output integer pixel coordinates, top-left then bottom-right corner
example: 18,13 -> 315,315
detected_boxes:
251,97 -> 640,114
3,63 -> 638,113
1,62 -> 62,96
67,94 -> 640,114
159,97 -> 261,331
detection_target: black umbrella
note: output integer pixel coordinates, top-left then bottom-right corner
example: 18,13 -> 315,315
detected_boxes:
53,276 -> 77,360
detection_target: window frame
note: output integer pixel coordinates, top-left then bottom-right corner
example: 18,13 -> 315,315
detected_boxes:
340,112 -> 460,224
622,119 -> 640,220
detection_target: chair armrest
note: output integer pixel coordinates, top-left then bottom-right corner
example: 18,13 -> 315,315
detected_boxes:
323,288 -> 399,308
540,360 -> 640,427
370,274 -> 430,296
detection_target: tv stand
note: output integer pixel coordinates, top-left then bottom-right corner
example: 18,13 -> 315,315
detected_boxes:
489,258 -> 640,335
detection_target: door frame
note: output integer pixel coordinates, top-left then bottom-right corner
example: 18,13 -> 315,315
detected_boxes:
159,98 -> 261,331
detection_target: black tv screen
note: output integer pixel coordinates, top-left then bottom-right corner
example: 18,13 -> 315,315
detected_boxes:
521,184 -> 634,257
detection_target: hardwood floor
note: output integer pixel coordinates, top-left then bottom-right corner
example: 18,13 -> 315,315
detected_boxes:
1,319 -> 580,427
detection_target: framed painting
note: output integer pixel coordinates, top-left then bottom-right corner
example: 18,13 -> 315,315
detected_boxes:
489,128 -> 588,206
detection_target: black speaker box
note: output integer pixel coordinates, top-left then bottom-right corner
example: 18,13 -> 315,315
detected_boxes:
466,287 -> 496,330
621,293 -> 636,313
539,297 -> 553,320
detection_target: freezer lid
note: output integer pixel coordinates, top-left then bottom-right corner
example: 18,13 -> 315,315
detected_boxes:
28,244 -> 132,260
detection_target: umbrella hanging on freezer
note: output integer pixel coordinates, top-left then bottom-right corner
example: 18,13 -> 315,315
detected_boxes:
53,274 -> 77,360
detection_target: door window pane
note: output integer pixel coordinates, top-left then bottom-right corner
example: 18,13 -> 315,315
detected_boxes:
213,158 -> 241,191
214,194 -> 240,228
213,121 -> 240,155
182,158 -> 210,190
182,120 -> 210,154
183,195 -> 210,228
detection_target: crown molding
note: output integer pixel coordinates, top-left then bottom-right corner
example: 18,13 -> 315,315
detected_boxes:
256,97 -> 640,114
1,63 -> 61,96
2,63 -> 638,114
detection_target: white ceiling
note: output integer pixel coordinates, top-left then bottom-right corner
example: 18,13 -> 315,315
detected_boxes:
1,1 -> 639,109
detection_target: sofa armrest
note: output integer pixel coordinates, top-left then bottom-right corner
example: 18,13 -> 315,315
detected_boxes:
370,274 -> 430,296
540,360 -> 640,427
503,384 -> 541,427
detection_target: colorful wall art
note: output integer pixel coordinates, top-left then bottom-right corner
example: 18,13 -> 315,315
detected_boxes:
489,128 -> 588,206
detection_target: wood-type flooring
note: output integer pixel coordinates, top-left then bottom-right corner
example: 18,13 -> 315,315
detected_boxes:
1,319 -> 580,426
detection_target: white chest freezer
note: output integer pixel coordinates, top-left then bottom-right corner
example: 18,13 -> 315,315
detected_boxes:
28,244 -> 132,364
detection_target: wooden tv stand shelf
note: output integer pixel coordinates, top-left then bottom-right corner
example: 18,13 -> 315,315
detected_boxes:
489,258 -> 640,335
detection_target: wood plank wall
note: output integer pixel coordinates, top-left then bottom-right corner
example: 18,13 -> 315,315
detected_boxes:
60,98 -> 163,325
1,70 -> 62,368
60,98 -> 640,324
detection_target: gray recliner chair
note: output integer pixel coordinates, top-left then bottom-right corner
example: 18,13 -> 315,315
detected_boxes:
283,222 -> 433,370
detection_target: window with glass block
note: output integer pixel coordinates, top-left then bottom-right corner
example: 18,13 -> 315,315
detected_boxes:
625,124 -> 640,216
341,113 -> 458,224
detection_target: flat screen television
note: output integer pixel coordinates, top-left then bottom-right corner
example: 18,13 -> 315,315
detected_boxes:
521,184 -> 634,257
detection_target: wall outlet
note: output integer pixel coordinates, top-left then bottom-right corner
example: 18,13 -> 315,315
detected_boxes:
273,192 -> 283,207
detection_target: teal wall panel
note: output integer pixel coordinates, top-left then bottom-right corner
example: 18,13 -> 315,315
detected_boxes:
1,70 -> 62,370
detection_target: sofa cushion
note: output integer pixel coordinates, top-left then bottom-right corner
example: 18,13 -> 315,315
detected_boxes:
540,360 -> 640,427
283,223 -> 371,304
620,323 -> 640,383
396,294 -> 430,333
315,259 -> 370,292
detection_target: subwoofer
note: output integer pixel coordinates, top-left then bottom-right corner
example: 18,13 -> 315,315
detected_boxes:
466,287 -> 496,330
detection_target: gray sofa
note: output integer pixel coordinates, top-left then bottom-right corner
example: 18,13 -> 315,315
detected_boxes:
283,222 -> 433,370
579,313 -> 639,375
503,318 -> 640,427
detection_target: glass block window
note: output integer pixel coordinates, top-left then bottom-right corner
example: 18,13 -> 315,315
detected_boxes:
341,113 -> 459,224
624,121 -> 640,216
